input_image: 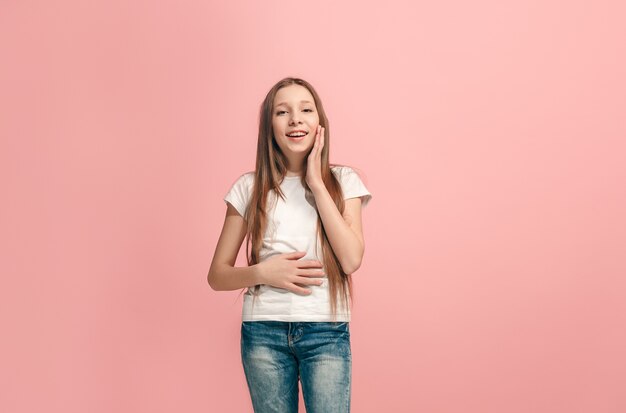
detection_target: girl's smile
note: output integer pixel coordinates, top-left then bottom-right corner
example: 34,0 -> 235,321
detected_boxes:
286,130 -> 309,141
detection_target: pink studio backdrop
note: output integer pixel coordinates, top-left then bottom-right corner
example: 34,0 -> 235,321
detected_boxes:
1,1 -> 625,412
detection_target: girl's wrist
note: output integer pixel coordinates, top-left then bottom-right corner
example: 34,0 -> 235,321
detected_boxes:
253,262 -> 266,285
308,181 -> 326,194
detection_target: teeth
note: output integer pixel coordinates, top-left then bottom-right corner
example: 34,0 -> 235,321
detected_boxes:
287,132 -> 306,137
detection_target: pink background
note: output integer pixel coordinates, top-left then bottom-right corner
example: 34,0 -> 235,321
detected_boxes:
2,1 -> 625,412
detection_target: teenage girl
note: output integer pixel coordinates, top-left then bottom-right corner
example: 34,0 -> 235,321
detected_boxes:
208,77 -> 372,413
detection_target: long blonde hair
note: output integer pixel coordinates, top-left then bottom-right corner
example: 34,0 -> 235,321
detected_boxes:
242,77 -> 353,319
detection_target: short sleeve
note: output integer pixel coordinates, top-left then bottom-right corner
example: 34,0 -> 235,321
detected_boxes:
334,166 -> 372,208
223,172 -> 254,217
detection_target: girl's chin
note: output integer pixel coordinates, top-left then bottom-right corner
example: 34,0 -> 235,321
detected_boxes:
285,136 -> 307,143
285,138 -> 311,148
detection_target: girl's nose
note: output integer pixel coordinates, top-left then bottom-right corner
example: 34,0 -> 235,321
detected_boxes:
289,114 -> 302,124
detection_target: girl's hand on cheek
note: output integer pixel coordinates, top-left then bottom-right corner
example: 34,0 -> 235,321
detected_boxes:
306,125 -> 325,190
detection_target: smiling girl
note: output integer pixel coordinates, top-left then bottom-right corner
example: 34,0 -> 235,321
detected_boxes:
208,77 -> 372,412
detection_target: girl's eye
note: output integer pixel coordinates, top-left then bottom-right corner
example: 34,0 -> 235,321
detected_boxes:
275,109 -> 314,115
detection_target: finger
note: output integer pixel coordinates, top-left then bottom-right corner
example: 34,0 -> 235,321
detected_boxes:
314,134 -> 319,156
298,276 -> 324,285
296,259 -> 324,268
317,128 -> 323,157
310,138 -> 316,158
285,251 -> 307,258
298,271 -> 326,279
290,284 -> 313,295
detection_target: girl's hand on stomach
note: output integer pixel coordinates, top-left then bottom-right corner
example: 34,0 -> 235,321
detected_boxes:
257,251 -> 325,295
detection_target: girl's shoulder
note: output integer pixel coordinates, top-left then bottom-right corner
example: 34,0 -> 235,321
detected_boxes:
330,164 -> 366,179
330,164 -> 372,206
330,164 -> 353,175
230,171 -> 255,186
224,172 -> 256,217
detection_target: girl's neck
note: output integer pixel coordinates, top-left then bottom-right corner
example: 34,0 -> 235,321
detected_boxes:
284,153 -> 306,177
284,165 -> 303,177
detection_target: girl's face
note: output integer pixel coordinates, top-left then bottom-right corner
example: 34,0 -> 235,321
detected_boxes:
272,84 -> 320,156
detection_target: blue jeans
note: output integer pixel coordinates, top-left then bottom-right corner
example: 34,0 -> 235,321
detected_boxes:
241,321 -> 352,413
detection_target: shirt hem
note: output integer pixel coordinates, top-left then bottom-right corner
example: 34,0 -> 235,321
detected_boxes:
242,314 -> 351,322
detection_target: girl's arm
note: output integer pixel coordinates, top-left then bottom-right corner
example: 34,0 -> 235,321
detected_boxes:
207,204 -> 262,291
209,203 -> 327,293
310,184 -> 365,275
306,126 -> 366,274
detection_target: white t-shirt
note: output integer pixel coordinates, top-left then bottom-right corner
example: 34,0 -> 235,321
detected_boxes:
223,166 -> 372,322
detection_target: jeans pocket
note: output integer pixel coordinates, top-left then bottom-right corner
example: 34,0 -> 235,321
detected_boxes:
333,321 -> 348,329
327,322 -> 350,336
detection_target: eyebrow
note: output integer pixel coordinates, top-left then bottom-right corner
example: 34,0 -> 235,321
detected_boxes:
275,100 -> 314,108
